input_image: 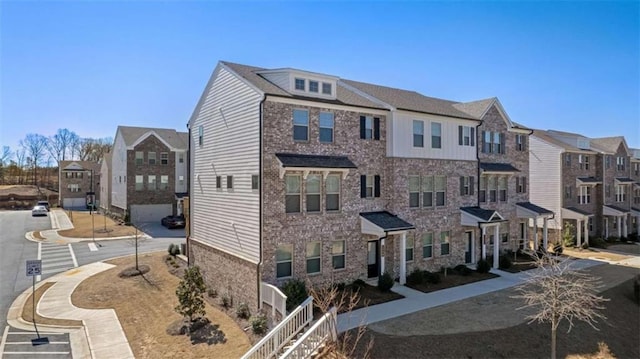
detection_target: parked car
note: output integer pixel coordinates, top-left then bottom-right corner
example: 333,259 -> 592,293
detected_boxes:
32,205 -> 48,217
161,215 -> 185,229
37,200 -> 50,211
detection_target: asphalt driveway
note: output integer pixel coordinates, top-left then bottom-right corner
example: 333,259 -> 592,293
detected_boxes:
134,221 -> 185,238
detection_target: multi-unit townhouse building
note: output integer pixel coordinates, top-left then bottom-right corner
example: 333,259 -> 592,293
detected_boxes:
107,126 -> 189,222
187,61 -> 553,312
529,131 -> 638,244
631,148 -> 640,234
58,160 -> 101,209
99,153 -> 112,213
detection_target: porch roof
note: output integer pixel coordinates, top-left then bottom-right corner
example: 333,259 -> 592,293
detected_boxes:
175,192 -> 188,199
479,162 -> 520,174
275,153 -> 356,179
360,211 -> 414,236
516,202 -> 554,218
631,207 -> 640,216
603,205 -> 629,217
562,207 -> 593,220
460,206 -> 505,226
576,177 -> 601,186
614,177 -> 635,185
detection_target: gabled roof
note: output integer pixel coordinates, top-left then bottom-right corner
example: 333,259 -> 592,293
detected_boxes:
516,202 -> 554,217
603,205 -> 629,216
576,177 -> 602,185
615,177 -> 635,184
275,153 -> 357,169
460,206 -> 504,222
60,160 -> 101,173
360,211 -> 415,232
116,126 -> 188,150
479,162 -> 520,173
531,129 -> 597,153
563,207 -> 593,217
454,97 -> 531,131
591,136 -> 629,155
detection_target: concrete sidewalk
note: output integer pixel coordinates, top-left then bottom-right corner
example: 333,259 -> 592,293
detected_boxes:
337,257 -> 602,333
7,262 -> 134,359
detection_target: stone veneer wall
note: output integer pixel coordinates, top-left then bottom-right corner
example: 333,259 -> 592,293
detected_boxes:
189,239 -> 260,312
562,150 -> 601,236
601,144 -> 633,238
260,100 -> 388,287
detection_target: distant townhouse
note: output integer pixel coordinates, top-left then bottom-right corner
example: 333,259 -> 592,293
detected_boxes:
58,160 -> 101,209
187,60 -> 549,312
109,126 -> 188,222
631,148 -> 640,234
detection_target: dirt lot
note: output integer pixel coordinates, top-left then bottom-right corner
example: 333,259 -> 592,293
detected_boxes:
71,252 -> 252,358
357,264 -> 640,359
58,210 -> 138,238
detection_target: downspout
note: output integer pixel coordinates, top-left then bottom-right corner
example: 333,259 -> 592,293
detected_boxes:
475,121 -> 483,258
186,122 -> 191,267
257,94 -> 266,310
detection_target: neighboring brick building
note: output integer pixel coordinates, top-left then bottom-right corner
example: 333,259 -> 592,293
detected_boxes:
108,126 -> 188,222
187,60 -> 546,313
58,160 -> 101,209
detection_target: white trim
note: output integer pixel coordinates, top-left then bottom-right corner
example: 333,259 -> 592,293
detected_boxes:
516,204 -> 553,219
278,167 -> 350,180
257,67 -> 340,80
561,207 -> 592,220
603,205 -> 628,217
127,130 -> 175,151
266,95 -> 389,115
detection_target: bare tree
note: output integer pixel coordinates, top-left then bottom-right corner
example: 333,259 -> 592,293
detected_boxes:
15,147 -> 26,184
47,128 -> 78,163
74,137 -> 112,162
514,255 -> 609,359
21,134 -> 48,186
0,146 -> 13,184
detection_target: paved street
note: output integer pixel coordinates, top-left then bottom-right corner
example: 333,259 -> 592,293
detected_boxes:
0,210 -> 185,358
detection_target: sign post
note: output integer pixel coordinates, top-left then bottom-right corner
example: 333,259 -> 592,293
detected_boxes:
26,260 -> 48,345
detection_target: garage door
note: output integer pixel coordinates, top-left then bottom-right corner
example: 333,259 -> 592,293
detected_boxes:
63,197 -> 85,209
130,204 -> 172,223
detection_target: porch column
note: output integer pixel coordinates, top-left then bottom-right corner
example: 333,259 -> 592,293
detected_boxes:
623,215 -> 628,238
617,216 -> 622,238
176,199 -> 183,216
493,225 -> 500,269
583,218 -> 589,246
576,220 -> 582,247
533,220 -> 539,250
542,218 -> 548,251
399,232 -> 406,285
481,226 -> 487,260
380,238 -> 385,274
604,217 -> 609,239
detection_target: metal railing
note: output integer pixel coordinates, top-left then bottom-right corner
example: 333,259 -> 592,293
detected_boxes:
280,306 -> 338,359
260,282 -> 287,319
241,296 -> 314,359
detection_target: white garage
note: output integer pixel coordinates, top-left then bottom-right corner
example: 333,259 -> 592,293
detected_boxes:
130,204 -> 172,223
63,197 -> 85,209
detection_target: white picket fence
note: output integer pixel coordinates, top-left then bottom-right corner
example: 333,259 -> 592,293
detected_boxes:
241,296 -> 314,359
260,282 -> 288,319
280,307 -> 338,358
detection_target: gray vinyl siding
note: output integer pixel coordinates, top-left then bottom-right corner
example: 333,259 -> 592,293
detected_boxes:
190,65 -> 262,263
99,159 -> 110,211
529,136 -> 562,229
260,72 -> 290,92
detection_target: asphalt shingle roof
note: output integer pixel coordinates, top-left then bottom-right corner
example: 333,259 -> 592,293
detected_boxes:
615,177 -> 635,183
460,206 -> 503,222
117,126 -> 188,150
563,207 -> 593,216
60,160 -> 101,173
516,202 -> 554,215
531,129 -> 597,153
275,153 -> 357,168
479,163 -> 520,173
577,177 -> 602,184
604,205 -> 629,214
360,211 -> 415,231
591,136 -> 627,154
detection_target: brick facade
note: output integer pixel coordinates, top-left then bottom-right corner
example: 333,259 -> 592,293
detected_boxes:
59,161 -> 101,208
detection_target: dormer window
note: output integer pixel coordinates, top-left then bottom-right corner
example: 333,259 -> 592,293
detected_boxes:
322,83 -> 332,95
309,81 -> 319,93
295,78 -> 305,91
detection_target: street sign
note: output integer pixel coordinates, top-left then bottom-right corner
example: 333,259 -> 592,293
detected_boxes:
26,260 -> 42,277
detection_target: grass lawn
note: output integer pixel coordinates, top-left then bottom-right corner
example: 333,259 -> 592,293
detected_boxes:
71,252 -> 252,358
58,210 -> 137,238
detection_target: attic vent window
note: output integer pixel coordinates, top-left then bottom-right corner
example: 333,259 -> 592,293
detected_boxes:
295,78 -> 305,91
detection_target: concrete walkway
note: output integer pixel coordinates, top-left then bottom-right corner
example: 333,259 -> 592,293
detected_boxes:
7,262 -> 134,359
337,257 -> 603,333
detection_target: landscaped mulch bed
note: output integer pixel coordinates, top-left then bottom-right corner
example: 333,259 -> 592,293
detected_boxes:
407,270 -> 499,293
499,252 -> 539,273
338,283 -> 404,313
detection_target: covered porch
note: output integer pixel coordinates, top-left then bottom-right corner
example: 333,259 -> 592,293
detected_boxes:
460,206 -> 507,269
561,207 -> 592,247
516,202 -> 554,251
603,205 -> 630,238
360,211 -> 415,285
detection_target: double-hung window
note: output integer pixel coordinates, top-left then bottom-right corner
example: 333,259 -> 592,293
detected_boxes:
216,176 -> 221,189
565,153 -> 572,167
605,155 -> 611,169
422,176 -> 434,207
431,122 -> 442,149
579,186 -> 591,204
198,125 -> 203,146
458,125 -> 475,146
564,185 -> 572,199
319,112 -> 334,143
325,175 -> 340,211
293,109 -> 309,141
285,175 -> 301,213
306,175 -> 321,212
440,231 -> 450,255
435,176 -> 446,206
489,176 -> 497,202
148,152 -> 156,165
306,242 -> 321,274
422,233 -> 433,258
406,237 -> 413,262
276,244 -> 293,278
492,133 -> 502,154
483,131 -> 492,153
460,176 -> 474,196
516,176 -> 527,193
479,176 -> 486,203
160,175 -> 169,190
360,116 -> 380,140
227,175 -> 233,189
135,151 -> 144,165
516,134 -> 525,151
413,120 -> 424,147
148,175 -> 157,190
160,152 -> 168,165
499,177 -> 507,202
409,175 -> 420,208
68,184 -> 80,192
361,175 -> 380,198
617,157 -> 625,171
331,240 -> 345,270
615,185 -> 626,202
251,175 -> 260,190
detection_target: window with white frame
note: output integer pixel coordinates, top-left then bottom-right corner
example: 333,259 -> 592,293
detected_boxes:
135,151 -> 144,165
516,176 -> 527,193
422,176 -> 434,207
293,109 -> 309,141
492,132 -> 502,154
460,176 -> 471,196
406,237 -> 413,262
198,125 -> 203,146
276,244 -> 293,278
516,134 -> 525,151
564,185 -> 572,199
499,176 -> 507,202
135,175 -> 143,190
413,120 -> 424,147
459,125 -> 475,146
319,112 -> 334,143
479,176 -> 486,203
489,176 -> 497,202
294,78 -> 305,91
440,231 -> 450,255
252,175 -> 259,190
179,175 -> 184,186
422,232 -> 433,258
148,175 -> 157,190
579,186 -> 591,204
160,175 -> 169,190
634,162 -> 639,176
306,241 -> 321,274
148,152 -> 156,165
435,176 -> 446,206
306,175 -> 321,212
565,153 -> 572,167
322,82 -> 332,95
179,153 -> 184,163
309,80 -> 319,93
227,175 -> 233,189
331,240 -> 345,270
579,155 -> 589,170
285,175 -> 301,213
160,152 -> 168,165
634,188 -> 640,204
483,131 -> 492,153
366,175 -> 374,198
68,183 -> 80,192
431,122 -> 442,149
325,174 -> 340,211
615,185 -> 626,202
363,116 -> 373,140
409,175 -> 420,208
617,156 -> 626,171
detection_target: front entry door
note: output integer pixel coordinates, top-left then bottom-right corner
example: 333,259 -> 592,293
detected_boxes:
464,231 -> 473,263
367,240 -> 379,278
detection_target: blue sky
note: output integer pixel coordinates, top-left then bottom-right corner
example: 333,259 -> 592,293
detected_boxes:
1,1 -> 639,154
